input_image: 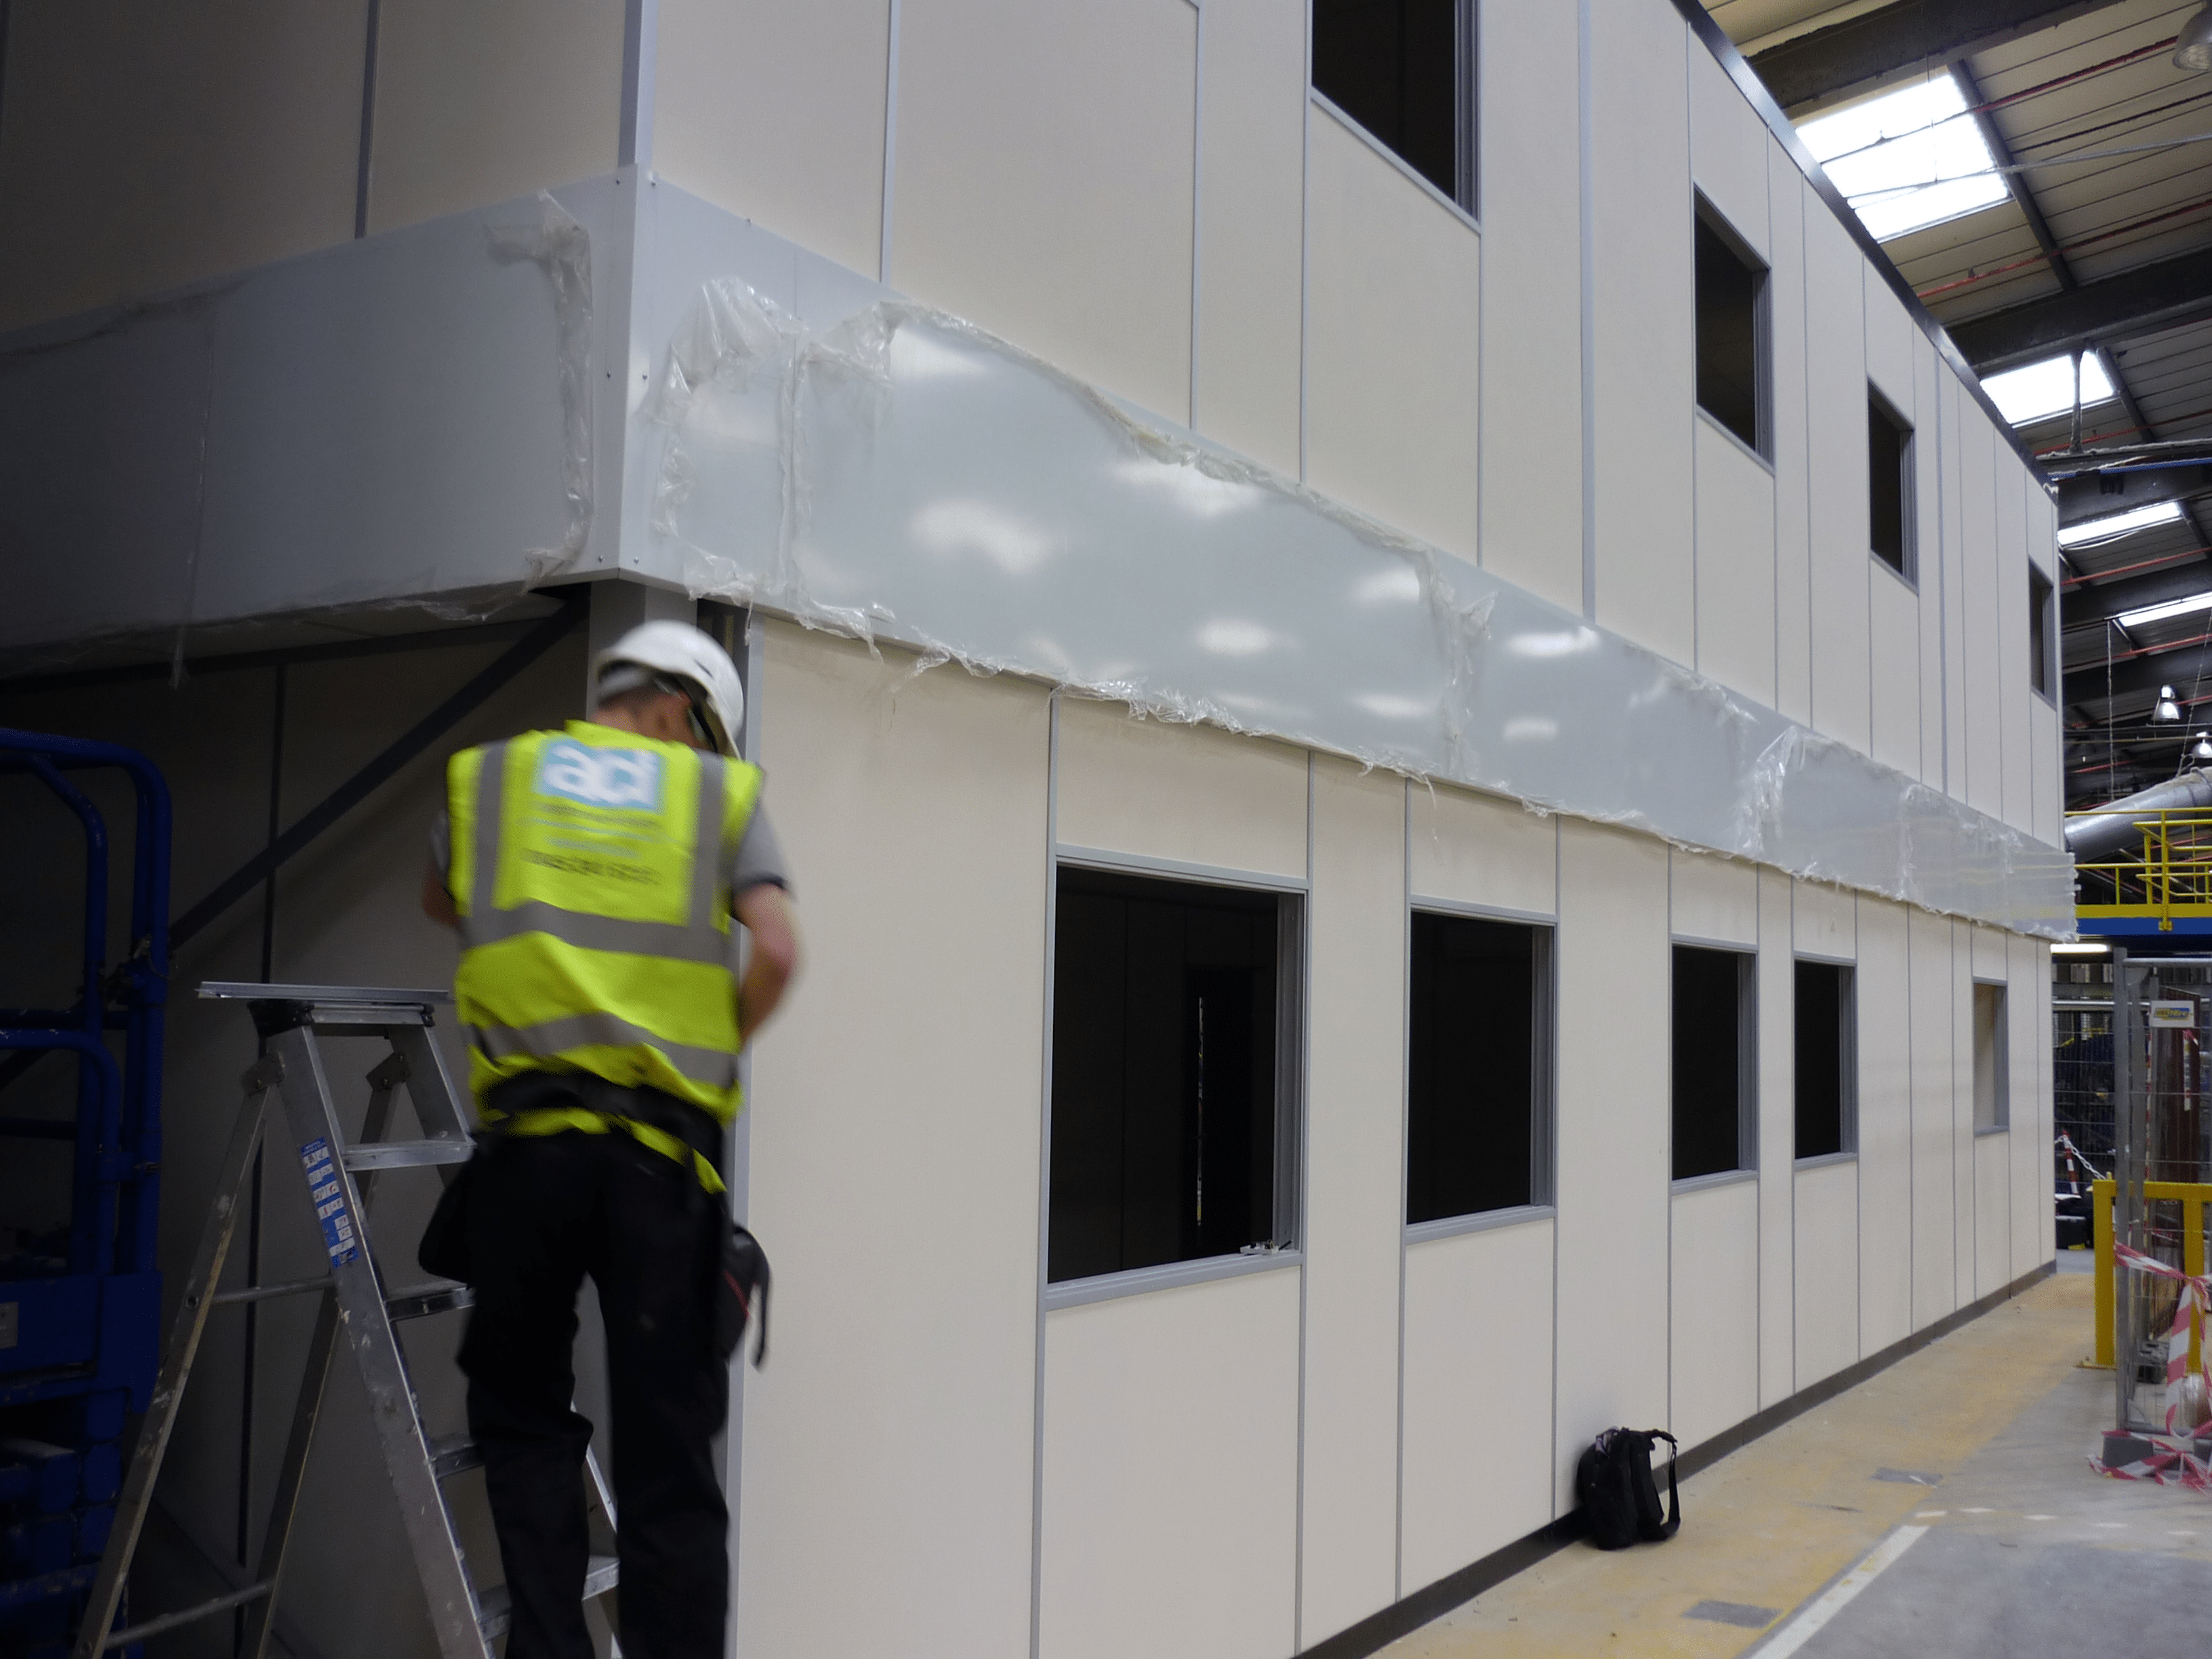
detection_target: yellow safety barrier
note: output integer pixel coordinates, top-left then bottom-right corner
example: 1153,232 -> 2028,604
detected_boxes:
2073,804 -> 2212,930
2092,1176 -> 2211,1370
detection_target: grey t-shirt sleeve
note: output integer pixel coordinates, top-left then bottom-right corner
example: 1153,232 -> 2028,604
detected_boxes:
729,804 -> 790,899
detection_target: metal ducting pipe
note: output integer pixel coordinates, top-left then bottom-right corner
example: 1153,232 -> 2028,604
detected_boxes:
2065,769 -> 2212,862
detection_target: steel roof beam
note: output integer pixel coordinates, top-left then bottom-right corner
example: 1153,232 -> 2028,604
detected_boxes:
2062,635 -> 2212,704
2062,557 -> 2212,625
1747,0 -> 2135,115
1952,245 -> 2212,372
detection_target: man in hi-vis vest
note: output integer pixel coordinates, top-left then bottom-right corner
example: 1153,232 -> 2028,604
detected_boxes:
422,619 -> 797,1659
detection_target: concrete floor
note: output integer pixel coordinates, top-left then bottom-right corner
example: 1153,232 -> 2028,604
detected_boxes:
1384,1259 -> 2212,1658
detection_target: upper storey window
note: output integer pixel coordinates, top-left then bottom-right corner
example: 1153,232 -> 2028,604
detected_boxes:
1313,0 -> 1477,215
1694,201 -> 1769,457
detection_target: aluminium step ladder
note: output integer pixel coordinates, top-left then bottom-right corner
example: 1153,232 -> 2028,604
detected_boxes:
76,983 -> 621,1659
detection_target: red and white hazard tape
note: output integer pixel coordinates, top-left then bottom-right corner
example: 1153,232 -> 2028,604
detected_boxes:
2091,1242 -> 2212,1493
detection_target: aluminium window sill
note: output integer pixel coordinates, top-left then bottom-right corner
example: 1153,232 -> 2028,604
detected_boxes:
1793,1149 -> 1858,1171
1044,1246 -> 1301,1311
1406,1203 -> 1556,1244
1671,1167 -> 1759,1194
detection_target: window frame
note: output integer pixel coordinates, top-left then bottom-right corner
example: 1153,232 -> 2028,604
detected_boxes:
1671,939 -> 1760,1187
2028,560 -> 2057,703
1308,0 -> 1480,222
1401,899 -> 1557,1241
1692,194 -> 1772,462
1042,849 -> 1307,1309
1868,385 -> 1917,586
1792,956 -> 1858,1164
1972,977 -> 2011,1135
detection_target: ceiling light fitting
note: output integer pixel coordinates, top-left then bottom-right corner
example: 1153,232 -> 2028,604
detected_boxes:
2156,684 -> 2184,722
2178,5 -> 2212,72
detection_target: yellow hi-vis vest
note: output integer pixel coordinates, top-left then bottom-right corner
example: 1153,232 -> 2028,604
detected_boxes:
448,721 -> 764,1153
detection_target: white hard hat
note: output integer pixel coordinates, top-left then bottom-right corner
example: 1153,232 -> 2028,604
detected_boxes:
592,620 -> 745,756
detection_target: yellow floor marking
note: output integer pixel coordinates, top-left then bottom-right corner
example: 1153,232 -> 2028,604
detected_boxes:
1384,1273 -> 2093,1659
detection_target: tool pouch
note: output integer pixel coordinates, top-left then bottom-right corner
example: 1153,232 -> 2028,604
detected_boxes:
713,1220 -> 772,1369
415,1153 -> 478,1284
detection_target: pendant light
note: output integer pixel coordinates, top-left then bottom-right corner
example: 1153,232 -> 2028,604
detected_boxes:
2179,5 -> 2212,71
2156,684 -> 2184,722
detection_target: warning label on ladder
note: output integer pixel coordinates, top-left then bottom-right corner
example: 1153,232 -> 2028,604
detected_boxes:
300,1137 -> 361,1265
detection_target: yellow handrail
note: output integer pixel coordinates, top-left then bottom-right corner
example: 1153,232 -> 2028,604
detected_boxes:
2091,1176 -> 2210,1371
2071,806 -> 2212,926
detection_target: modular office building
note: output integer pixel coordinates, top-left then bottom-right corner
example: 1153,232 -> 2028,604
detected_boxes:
0,1 -> 2068,1656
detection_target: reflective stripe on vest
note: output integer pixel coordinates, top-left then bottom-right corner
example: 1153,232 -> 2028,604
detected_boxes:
449,723 -> 763,1125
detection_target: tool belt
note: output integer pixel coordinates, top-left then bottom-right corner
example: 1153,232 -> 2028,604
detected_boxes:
416,1071 -> 771,1366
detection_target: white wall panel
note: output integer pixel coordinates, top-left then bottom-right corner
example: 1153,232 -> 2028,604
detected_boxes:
1689,47 -> 1768,258
1192,0 -> 1307,474
367,0 -> 623,234
1996,457 -> 2033,834
1477,0 -> 1584,613
893,0 -> 1197,421
1793,880 -> 1856,960
0,0 -> 368,330
1795,1158 -> 1859,1385
1672,1179 -> 1760,1450
1694,419 -> 1778,706
1951,920 -> 1977,1308
1941,376 -> 1971,806
1770,149 -> 1814,726
1869,566 -> 1922,777
1857,898 -> 1912,1355
1960,416 -> 2002,817
1590,0 -> 1695,667
1401,1218 -> 1555,1591
1803,197 -> 1870,752
1300,760 -> 1406,1641
1757,867 -> 1795,1406
1040,1269 -> 1300,1659
1908,908 -> 1956,1329
1408,783 -> 1557,916
2031,697 -> 2062,849
1672,848 -> 1759,947
1915,337 -> 1948,792
655,0 -> 889,280
742,624 -> 1045,1659
1862,274 -> 1914,415
2009,935 -> 2048,1278
1974,1130 -> 2012,1298
1555,823 -> 1671,1506
1971,924 -> 2009,981
1305,109 -> 1481,558
1054,699 -> 1308,878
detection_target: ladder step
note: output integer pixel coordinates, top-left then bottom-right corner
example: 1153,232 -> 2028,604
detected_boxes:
385,1279 -> 474,1321
342,1139 -> 473,1170
427,1435 -> 483,1480
476,1555 -> 619,1639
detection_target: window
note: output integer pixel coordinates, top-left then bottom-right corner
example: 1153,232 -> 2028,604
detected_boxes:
1868,390 -> 1914,579
1694,204 -> 1768,455
1797,77 -> 2007,243
1048,867 -> 1300,1284
1312,0 -> 1477,214
1406,912 -> 1553,1224
1981,351 -> 2115,428
1794,961 -> 1856,1160
1973,982 -> 2009,1132
2028,564 -> 2055,699
1673,945 -> 1755,1180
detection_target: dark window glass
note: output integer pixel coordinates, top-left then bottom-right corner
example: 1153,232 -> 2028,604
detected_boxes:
1794,960 -> 1854,1159
1406,912 -> 1550,1223
1673,944 -> 1753,1180
1313,0 -> 1476,212
1870,393 -> 1912,577
2028,565 -> 2055,696
1695,210 -> 1765,453
1049,868 -> 1289,1284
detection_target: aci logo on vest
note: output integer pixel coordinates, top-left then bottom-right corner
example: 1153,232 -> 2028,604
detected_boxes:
536,742 -> 663,810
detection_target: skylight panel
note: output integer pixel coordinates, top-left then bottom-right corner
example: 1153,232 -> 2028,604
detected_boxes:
1799,78 -> 2011,242
2116,590 -> 2212,631
1981,352 -> 2117,426
2055,500 -> 2184,549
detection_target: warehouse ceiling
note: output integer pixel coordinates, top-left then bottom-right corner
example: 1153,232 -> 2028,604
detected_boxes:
1706,0 -> 2212,806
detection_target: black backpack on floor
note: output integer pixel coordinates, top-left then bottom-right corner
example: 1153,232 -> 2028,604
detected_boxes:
1575,1427 -> 1680,1549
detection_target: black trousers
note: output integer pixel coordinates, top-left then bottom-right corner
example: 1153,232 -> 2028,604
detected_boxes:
457,1100 -> 728,1659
